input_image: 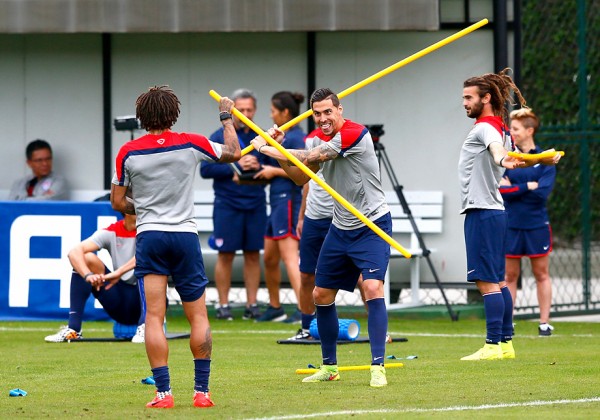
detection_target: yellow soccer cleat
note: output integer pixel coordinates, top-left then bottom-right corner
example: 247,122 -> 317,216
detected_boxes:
460,343 -> 503,361
302,365 -> 340,383
501,340 -> 516,359
370,365 -> 387,388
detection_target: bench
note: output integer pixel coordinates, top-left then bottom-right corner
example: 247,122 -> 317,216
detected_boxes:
194,189 -> 444,308
383,190 -> 443,309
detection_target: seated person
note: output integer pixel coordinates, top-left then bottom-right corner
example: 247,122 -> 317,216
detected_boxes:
9,139 -> 69,200
45,213 -> 145,343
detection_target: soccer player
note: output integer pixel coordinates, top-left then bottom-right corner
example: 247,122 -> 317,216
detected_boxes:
111,85 -> 241,408
458,69 -> 560,361
44,213 -> 144,343
251,88 -> 391,388
500,108 -> 556,336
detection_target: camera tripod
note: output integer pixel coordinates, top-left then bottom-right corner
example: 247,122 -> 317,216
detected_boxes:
369,127 -> 458,321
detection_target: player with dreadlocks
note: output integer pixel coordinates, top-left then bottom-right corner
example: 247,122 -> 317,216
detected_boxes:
458,69 -> 560,361
111,85 -> 241,408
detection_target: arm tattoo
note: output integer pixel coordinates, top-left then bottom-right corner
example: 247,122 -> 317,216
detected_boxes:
123,201 -> 136,215
220,146 -> 236,162
219,121 -> 237,162
286,143 -> 337,166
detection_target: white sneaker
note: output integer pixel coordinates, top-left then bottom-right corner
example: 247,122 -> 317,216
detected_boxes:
45,326 -> 82,343
131,323 -> 145,343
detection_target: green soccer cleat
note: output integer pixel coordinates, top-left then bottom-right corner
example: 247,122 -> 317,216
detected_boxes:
302,365 -> 340,383
501,340 -> 516,359
460,343 -> 503,361
370,365 -> 387,388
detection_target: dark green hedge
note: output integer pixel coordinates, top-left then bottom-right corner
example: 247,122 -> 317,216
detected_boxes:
520,0 -> 599,244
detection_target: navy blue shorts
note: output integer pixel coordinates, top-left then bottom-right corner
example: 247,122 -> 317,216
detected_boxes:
316,213 -> 391,292
265,192 -> 301,240
464,209 -> 507,283
299,216 -> 332,274
93,268 -> 143,325
506,224 -> 552,258
213,200 -> 266,252
135,231 -> 208,302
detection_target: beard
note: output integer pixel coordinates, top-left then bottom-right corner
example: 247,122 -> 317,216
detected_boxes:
466,100 -> 484,119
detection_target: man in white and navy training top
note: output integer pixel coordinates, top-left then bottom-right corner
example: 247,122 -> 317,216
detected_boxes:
111,85 -> 241,409
251,88 -> 390,388
44,213 -> 143,343
458,69 -> 560,362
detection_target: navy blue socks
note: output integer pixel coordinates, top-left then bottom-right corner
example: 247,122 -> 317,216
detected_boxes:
151,365 -> 171,393
316,303 -> 338,365
483,291 -> 504,344
366,298 -> 388,365
501,286 -> 514,341
68,272 -> 92,332
193,358 -> 211,393
301,312 -> 315,331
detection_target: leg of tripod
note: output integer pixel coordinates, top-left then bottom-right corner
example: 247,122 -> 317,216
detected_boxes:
375,142 -> 458,321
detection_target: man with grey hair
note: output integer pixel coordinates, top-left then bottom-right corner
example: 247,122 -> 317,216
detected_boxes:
200,88 -> 267,321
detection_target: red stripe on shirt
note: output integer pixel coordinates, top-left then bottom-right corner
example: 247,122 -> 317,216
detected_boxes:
104,220 -> 137,238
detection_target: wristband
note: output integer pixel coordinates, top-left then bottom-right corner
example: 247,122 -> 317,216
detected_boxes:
219,112 -> 232,121
499,156 -> 506,167
258,144 -> 267,153
84,272 -> 94,280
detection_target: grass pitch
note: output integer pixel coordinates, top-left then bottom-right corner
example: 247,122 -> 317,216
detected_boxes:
2,311 -> 599,419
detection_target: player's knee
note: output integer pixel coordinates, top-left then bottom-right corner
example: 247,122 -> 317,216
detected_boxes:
312,287 -> 335,305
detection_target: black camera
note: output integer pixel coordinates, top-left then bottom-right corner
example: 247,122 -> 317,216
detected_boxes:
114,115 -> 141,131
364,124 -> 385,142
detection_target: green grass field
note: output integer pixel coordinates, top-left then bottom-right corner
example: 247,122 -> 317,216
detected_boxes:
2,310 -> 599,419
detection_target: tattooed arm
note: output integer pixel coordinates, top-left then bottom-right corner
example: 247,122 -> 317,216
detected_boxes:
254,142 -> 338,186
217,97 -> 242,163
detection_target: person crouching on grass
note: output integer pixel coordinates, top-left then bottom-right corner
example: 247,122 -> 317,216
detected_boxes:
111,86 -> 241,408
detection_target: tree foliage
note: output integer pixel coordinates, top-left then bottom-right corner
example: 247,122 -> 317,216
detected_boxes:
520,0 -> 600,244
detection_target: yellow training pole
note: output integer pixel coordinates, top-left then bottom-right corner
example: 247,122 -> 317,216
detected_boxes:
210,89 -> 412,258
296,362 -> 404,374
237,18 -> 488,156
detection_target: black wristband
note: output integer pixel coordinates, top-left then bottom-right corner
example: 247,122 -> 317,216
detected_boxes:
220,112 -> 232,121
84,272 -> 94,280
499,156 -> 506,167
258,144 -> 267,153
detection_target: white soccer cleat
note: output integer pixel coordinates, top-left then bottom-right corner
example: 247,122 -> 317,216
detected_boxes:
45,326 -> 82,343
131,323 -> 145,343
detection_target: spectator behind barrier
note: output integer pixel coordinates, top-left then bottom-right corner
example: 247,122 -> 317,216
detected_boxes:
8,139 -> 69,201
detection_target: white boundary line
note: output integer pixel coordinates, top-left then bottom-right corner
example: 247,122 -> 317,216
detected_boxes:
0,326 -> 596,339
247,397 -> 600,420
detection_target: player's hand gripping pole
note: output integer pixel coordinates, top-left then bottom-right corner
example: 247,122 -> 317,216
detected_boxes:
236,18 -> 488,156
209,89 -> 412,258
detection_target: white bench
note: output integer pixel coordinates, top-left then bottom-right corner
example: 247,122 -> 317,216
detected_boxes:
383,190 -> 443,309
194,189 -> 444,307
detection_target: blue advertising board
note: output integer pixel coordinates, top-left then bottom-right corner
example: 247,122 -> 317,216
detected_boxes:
0,201 -> 122,321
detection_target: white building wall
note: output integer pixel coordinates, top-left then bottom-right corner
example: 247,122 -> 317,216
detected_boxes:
0,29 -> 495,283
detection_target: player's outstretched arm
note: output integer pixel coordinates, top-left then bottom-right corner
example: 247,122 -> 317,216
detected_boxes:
217,97 -> 241,163
488,142 -> 525,170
